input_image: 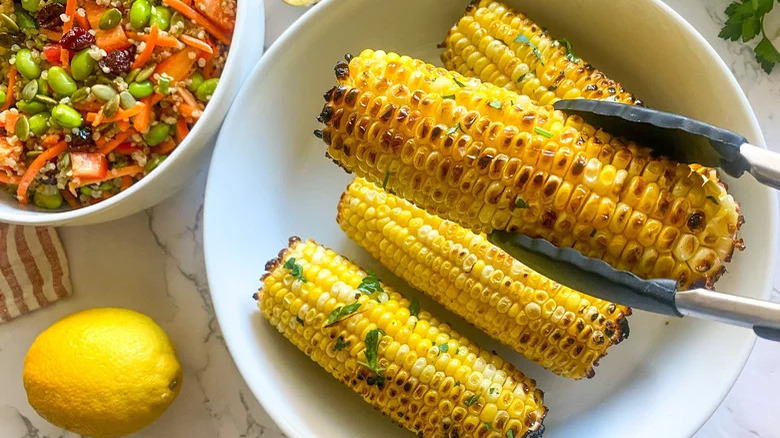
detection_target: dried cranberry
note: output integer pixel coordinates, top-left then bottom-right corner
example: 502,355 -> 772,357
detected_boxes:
37,3 -> 66,31
59,28 -> 96,51
98,45 -> 137,75
68,126 -> 94,151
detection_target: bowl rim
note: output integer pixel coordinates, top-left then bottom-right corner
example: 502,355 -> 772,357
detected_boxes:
0,0 -> 258,226
204,1 -> 778,437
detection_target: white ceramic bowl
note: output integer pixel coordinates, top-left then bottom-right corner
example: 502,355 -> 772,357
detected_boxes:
0,0 -> 265,226
204,1 -> 778,437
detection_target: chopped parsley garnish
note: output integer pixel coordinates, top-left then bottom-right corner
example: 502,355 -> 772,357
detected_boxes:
443,94 -> 456,100
488,100 -> 503,109
438,343 -> 449,355
534,126 -> 554,138
409,297 -> 420,318
334,336 -> 350,351
548,84 -> 558,91
453,77 -> 467,88
488,387 -> 496,394
464,394 -> 480,406
484,423 -> 492,431
324,302 -> 361,327
382,170 -> 391,190
446,122 -> 465,136
507,430 -> 515,438
358,273 -> 383,295
517,72 -> 532,83
558,38 -> 580,62
719,0 -> 779,73
514,34 -> 544,64
359,328 -> 386,384
515,198 -> 529,209
456,347 -> 464,355
295,316 -> 304,325
455,381 -> 461,387
283,257 -> 307,282
706,195 -> 720,205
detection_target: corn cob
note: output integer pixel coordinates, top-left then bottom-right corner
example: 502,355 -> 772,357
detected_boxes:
316,50 -> 743,289
256,237 -> 547,437
441,0 -> 641,106
338,178 -> 629,380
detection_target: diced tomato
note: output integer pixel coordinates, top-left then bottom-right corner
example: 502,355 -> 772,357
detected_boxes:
43,45 -> 63,64
71,153 -> 108,179
194,0 -> 236,32
113,143 -> 141,154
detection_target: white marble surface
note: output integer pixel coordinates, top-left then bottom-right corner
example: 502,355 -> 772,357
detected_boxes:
1,1 -> 779,437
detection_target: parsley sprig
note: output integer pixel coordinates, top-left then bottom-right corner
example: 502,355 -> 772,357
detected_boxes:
358,328 -> 386,385
719,0 -> 780,73
283,257 -> 307,282
357,271 -> 387,302
514,34 -> 544,64
324,302 -> 361,327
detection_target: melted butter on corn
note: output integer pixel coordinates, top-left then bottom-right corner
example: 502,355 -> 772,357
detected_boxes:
317,50 -> 743,289
256,237 -> 547,438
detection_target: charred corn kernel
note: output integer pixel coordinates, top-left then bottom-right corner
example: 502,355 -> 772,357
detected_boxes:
256,237 -> 547,438
317,50 -> 743,289
338,178 -> 630,379
441,0 -> 641,106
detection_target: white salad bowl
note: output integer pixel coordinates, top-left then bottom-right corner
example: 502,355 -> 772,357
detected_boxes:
204,1 -> 778,437
0,0 -> 265,226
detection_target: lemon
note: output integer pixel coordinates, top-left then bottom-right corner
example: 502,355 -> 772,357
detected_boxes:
23,308 -> 182,438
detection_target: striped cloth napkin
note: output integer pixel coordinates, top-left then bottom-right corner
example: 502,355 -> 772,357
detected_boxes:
0,223 -> 71,322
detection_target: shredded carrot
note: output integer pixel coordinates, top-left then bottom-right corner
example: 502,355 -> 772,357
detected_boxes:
202,57 -> 218,79
175,118 -> 189,142
2,67 -> 16,110
180,35 -> 213,54
127,31 -> 182,49
88,103 -> 145,125
39,29 -> 62,41
5,112 -> 18,134
178,103 -> 200,118
162,0 -> 231,44
176,87 -> 199,108
96,130 -> 133,155
61,189 -> 80,208
41,135 -> 60,146
75,11 -> 90,30
17,141 -> 67,205
155,139 -> 177,154
132,23 -> 159,69
63,0 -> 77,33
120,175 -> 132,191
60,48 -> 70,71
134,98 -> 152,132
0,171 -> 19,185
116,119 -> 131,132
73,165 -> 144,188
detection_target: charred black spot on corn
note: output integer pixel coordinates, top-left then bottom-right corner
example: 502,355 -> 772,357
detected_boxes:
334,60 -> 350,80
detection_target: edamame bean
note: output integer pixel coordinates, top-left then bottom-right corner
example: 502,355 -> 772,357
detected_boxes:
16,100 -> 46,115
51,104 -> 82,128
143,123 -> 171,146
21,0 -> 40,13
15,115 -> 30,141
144,155 -> 165,173
150,5 -> 172,31
33,188 -> 63,210
187,71 -> 204,93
15,9 -> 37,30
119,91 -> 136,109
15,49 -> 41,80
70,49 -> 96,81
28,113 -> 49,136
99,8 -> 122,30
129,0 -> 151,30
128,80 -> 154,98
0,90 -> 6,105
196,78 -> 219,101
91,84 -> 117,102
47,66 -> 77,96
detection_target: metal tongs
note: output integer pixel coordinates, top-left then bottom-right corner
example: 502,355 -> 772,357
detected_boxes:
489,99 -> 780,341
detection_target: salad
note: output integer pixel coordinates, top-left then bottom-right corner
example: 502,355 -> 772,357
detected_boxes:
0,0 -> 235,209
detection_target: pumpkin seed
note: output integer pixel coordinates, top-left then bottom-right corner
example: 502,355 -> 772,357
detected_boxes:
135,63 -> 157,82
70,86 -> 89,103
34,94 -> 57,105
15,115 -> 30,141
125,68 -> 140,84
119,91 -> 136,109
91,84 -> 117,102
0,13 -> 19,33
102,94 -> 120,118
22,80 -> 38,101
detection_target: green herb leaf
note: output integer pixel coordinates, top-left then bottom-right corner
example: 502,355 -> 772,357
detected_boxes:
438,343 -> 449,354
517,71 -> 532,83
741,15 -> 761,41
484,423 -> 492,431
409,297 -> 420,318
325,302 -> 361,327
283,257 -> 307,282
443,94 -> 457,100
719,0 -> 779,73
334,336 -> 350,351
488,387 -> 496,394
453,77 -> 467,88
507,430 -> 515,438
559,38 -> 580,62
382,170 -> 391,190
446,122 -> 464,136
488,100 -> 503,109
359,328 -> 385,372
755,34 -> 780,74
706,195 -> 720,205
515,198 -> 529,209
514,34 -> 544,64
358,274 -> 383,295
534,126 -> 554,138
464,394 -> 480,406
455,381 -> 461,387
296,316 -> 304,325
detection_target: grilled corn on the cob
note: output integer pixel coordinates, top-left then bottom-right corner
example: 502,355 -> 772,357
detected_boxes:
317,50 -> 743,289
256,237 -> 547,437
441,0 -> 641,106
338,178 -> 629,379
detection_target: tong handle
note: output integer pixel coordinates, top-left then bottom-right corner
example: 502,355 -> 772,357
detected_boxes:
676,289 -> 780,341
741,143 -> 780,190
